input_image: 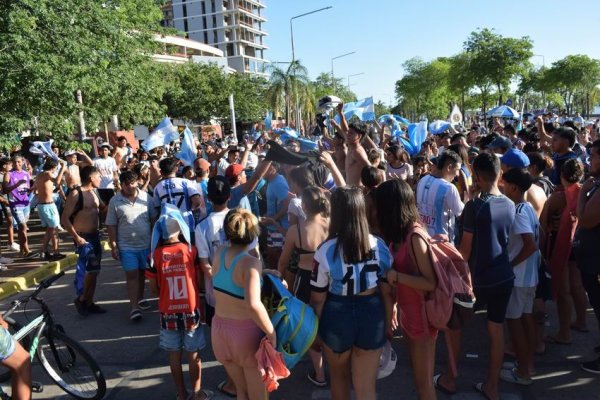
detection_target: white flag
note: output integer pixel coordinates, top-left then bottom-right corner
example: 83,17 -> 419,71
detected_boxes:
449,104 -> 463,126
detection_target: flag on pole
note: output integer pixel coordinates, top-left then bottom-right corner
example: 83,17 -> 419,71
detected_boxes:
175,126 -> 197,167
335,97 -> 375,122
449,104 -> 463,126
29,140 -> 59,161
142,117 -> 180,152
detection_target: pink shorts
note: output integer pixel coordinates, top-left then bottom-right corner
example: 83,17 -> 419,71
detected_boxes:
398,303 -> 438,340
211,315 -> 264,368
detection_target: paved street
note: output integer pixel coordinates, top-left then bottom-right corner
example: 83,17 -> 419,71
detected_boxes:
0,256 -> 598,399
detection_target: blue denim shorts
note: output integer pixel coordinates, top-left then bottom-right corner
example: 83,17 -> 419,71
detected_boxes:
10,205 -> 30,227
119,249 -> 150,272
0,326 -> 16,361
159,326 -> 206,353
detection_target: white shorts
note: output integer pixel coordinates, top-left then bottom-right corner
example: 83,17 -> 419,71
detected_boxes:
505,286 -> 536,319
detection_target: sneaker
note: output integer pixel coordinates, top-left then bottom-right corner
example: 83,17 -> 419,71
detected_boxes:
57,225 -> 66,232
9,243 -> 20,252
307,371 -> 327,387
87,303 -> 107,314
581,357 -> 600,374
500,368 -> 533,385
74,298 -> 88,317
138,299 -> 151,311
22,251 -> 40,260
129,309 -> 142,322
0,256 -> 13,264
50,253 -> 66,261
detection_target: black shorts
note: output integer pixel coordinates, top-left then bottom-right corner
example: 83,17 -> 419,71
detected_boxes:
319,292 -> 386,353
292,269 -> 312,304
474,281 -> 514,323
97,189 -> 115,205
535,260 -> 552,301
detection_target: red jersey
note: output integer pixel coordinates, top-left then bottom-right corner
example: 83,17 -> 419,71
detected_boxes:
146,242 -> 200,330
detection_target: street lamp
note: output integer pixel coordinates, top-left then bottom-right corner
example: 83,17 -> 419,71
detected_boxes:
347,72 -> 365,88
290,6 -> 332,61
331,52 -> 356,94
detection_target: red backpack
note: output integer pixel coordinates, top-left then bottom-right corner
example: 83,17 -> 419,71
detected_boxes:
407,226 -> 475,330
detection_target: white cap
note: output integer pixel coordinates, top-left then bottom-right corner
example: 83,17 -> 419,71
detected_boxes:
377,341 -> 397,379
64,150 -> 77,157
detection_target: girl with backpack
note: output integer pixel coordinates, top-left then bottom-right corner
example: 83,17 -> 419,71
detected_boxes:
375,179 -> 439,400
310,187 -> 393,400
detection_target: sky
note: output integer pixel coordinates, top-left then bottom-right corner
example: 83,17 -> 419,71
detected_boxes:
262,0 -> 600,105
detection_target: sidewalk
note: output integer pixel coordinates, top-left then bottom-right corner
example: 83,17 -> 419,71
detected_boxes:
0,216 -> 104,299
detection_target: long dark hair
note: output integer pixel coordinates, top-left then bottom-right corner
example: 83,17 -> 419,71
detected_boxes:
328,187 -> 371,264
375,179 -> 420,244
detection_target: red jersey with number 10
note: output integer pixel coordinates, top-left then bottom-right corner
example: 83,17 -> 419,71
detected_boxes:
147,242 -> 199,316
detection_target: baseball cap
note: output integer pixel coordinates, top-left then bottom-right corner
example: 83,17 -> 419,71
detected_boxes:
500,149 -> 530,169
99,143 -> 113,150
195,158 -> 210,172
486,136 -> 512,150
64,150 -> 77,157
225,163 -> 245,179
207,176 -> 231,203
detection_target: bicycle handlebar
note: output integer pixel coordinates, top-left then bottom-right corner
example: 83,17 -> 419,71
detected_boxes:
29,271 -> 65,299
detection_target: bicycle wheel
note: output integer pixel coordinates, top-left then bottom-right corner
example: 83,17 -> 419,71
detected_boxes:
36,329 -> 106,400
0,317 -> 30,383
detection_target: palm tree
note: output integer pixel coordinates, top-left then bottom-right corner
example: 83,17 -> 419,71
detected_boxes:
266,60 -> 311,129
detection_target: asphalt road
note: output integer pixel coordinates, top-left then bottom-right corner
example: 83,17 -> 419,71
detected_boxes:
0,257 -> 598,399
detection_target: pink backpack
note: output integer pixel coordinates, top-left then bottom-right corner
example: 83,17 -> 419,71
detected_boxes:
408,226 -> 475,330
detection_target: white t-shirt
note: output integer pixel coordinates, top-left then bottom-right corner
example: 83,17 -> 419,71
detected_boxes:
386,163 -> 413,181
93,157 -> 118,189
287,197 -> 306,222
152,177 -> 201,228
214,158 -> 229,177
507,202 -> 540,288
416,174 -> 464,242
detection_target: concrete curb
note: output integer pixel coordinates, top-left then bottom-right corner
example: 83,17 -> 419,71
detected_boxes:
0,241 -> 111,301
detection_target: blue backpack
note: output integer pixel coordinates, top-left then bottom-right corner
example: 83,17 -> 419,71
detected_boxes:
262,274 -> 318,369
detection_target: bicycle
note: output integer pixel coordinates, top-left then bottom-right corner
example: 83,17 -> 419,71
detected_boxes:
0,271 -> 106,399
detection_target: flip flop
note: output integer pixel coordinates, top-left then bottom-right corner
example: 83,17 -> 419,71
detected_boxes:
545,335 -> 572,345
216,381 -> 236,398
571,325 -> 590,333
473,382 -> 492,400
433,373 -> 456,395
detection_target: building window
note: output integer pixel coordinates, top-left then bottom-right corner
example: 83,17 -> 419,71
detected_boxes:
211,0 -> 215,13
202,16 -> 207,29
204,31 -> 208,44
182,4 -> 187,17
227,43 -> 234,56
213,31 -> 218,43
212,14 -> 217,27
201,1 -> 206,14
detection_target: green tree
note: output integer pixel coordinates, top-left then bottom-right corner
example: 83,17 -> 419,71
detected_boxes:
312,73 -> 357,104
544,55 -> 600,116
228,74 -> 269,122
0,0 -> 168,150
265,60 -> 312,127
448,52 -> 475,116
464,28 -> 533,106
374,100 -> 391,117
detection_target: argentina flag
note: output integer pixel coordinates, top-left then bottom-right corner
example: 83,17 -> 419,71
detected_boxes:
29,140 -> 59,161
142,117 -> 180,152
335,97 -> 375,122
175,126 -> 197,167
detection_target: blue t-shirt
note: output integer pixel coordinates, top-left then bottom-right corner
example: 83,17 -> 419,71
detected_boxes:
266,174 -> 289,232
462,193 -> 515,288
228,185 -> 251,211
198,179 -> 212,215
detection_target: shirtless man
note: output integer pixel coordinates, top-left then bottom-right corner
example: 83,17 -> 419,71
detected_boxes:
34,158 -> 67,260
61,166 -> 107,317
63,150 -> 93,190
333,103 -> 370,186
113,136 -> 131,169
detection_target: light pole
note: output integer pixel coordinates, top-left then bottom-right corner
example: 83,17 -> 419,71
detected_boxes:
290,6 -> 332,61
347,72 -> 365,88
331,52 -> 355,94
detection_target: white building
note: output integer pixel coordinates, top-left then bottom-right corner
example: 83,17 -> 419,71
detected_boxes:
161,0 -> 268,77
153,34 -> 235,73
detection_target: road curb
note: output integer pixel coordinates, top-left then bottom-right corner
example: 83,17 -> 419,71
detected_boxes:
0,241 -> 111,300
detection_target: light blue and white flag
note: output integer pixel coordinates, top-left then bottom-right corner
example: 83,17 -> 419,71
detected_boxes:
335,97 -> 375,122
264,112 -> 273,131
408,120 -> 428,155
175,126 -> 197,167
150,203 -> 191,267
142,117 -> 180,152
429,120 -> 451,135
29,140 -> 59,161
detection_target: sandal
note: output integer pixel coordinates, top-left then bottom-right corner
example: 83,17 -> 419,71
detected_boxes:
473,382 -> 493,400
433,373 -> 456,395
129,309 -> 142,322
307,371 -> 327,387
216,381 -> 236,398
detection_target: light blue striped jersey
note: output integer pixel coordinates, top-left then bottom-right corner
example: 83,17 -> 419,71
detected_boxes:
507,202 -> 540,288
416,175 -> 464,241
310,235 -> 392,296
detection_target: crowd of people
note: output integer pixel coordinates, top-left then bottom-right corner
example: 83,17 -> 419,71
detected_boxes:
0,103 -> 599,400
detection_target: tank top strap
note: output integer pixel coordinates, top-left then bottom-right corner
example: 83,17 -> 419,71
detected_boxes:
228,251 -> 249,272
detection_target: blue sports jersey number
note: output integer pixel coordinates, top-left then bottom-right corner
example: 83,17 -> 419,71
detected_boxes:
341,263 -> 381,295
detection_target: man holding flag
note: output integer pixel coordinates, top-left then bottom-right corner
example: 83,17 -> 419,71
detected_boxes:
331,103 -> 370,186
